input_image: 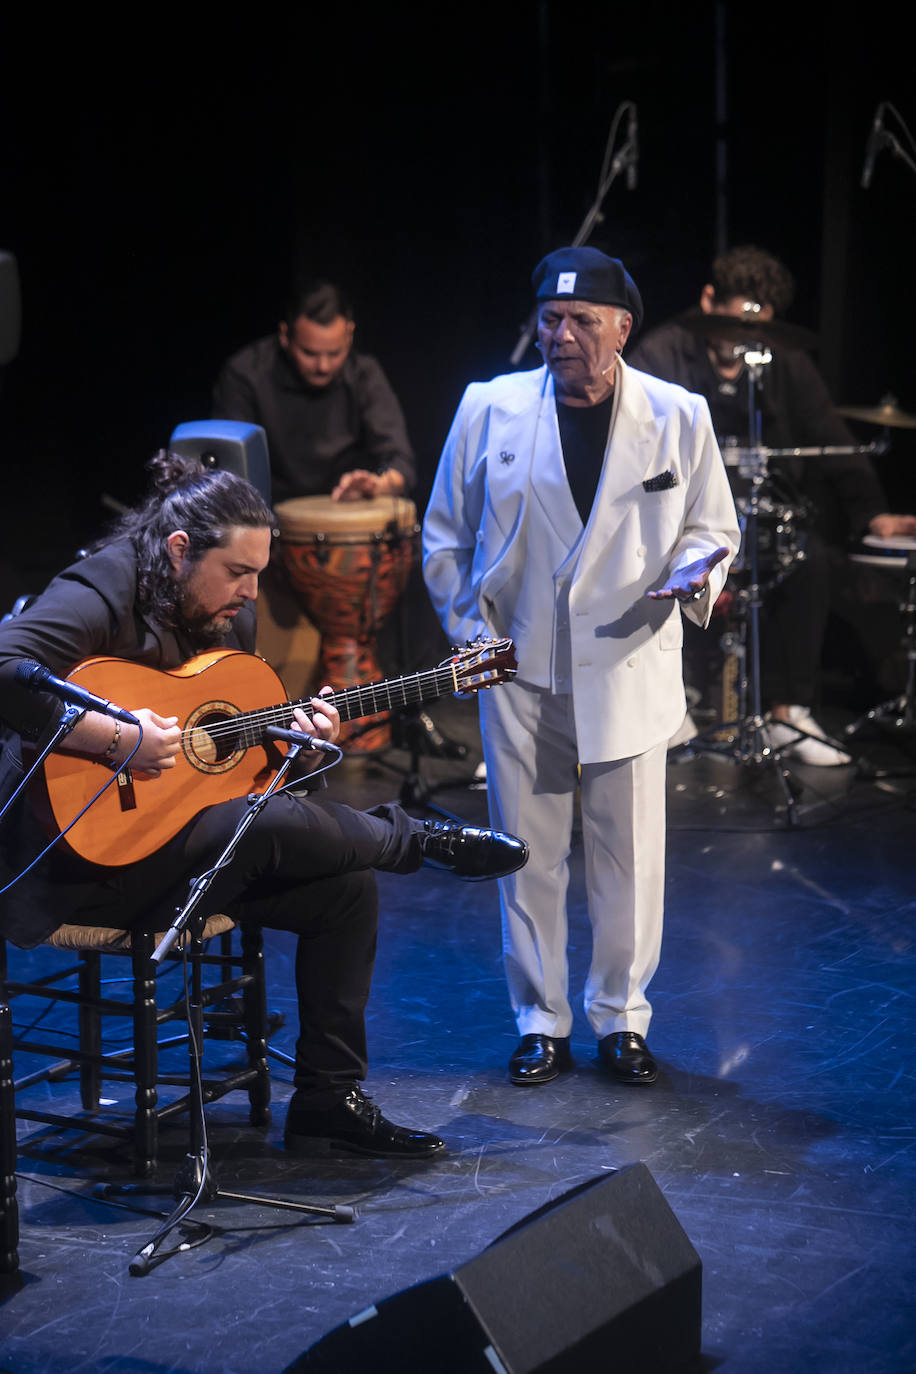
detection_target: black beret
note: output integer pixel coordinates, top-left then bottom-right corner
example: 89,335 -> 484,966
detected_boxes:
532,246 -> 643,333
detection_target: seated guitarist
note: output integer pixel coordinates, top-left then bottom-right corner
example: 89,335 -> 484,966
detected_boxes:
0,452 -> 527,1160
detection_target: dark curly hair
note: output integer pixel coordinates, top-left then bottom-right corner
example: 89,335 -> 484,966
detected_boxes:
107,451 -> 274,627
710,245 -> 795,316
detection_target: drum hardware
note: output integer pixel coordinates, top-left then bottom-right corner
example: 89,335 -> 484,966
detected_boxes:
670,356 -> 837,825
722,438 -> 889,467
844,546 -> 916,757
674,307 -> 819,354
837,395 -> 916,430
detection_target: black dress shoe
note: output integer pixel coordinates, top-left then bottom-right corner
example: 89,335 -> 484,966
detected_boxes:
598,1032 -> 658,1084
508,1034 -> 572,1085
421,820 -> 528,881
284,1087 -> 446,1159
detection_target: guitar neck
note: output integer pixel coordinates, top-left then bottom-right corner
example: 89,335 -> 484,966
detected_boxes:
232,663 -> 460,746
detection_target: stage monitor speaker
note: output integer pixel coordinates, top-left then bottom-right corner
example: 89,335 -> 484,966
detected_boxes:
0,251 -> 22,367
287,1162 -> 702,1373
168,419 -> 272,506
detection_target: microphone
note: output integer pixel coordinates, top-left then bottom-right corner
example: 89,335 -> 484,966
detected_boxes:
861,103 -> 886,189
16,661 -> 140,725
627,105 -> 638,190
265,724 -> 339,754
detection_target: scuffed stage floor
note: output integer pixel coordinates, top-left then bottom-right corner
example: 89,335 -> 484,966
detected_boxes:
3,699 -> 915,1373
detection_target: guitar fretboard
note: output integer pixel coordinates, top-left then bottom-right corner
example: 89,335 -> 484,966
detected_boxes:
186,663 -> 459,751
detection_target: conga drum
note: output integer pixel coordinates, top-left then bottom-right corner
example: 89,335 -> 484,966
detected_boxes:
273,495 -> 419,752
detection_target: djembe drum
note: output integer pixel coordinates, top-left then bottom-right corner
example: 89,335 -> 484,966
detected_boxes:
274,494 -> 419,752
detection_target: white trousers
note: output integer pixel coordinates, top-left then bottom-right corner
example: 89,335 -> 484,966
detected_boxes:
479,680 -> 668,1040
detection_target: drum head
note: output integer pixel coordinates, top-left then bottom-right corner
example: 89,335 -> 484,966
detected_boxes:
274,494 -> 417,542
849,534 -> 916,569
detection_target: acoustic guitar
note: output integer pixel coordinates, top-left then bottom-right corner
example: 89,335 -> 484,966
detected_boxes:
38,638 -> 517,867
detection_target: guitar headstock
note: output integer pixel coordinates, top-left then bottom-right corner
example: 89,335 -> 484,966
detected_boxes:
445,637 -> 518,694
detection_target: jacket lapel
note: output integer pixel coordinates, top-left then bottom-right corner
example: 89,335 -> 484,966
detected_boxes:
488,368 -> 582,551
574,358 -> 660,581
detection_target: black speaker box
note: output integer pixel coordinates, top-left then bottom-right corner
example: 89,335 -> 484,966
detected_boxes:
168,419 -> 272,505
287,1163 -> 701,1373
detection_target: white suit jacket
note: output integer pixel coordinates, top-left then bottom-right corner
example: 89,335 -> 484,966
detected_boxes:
423,359 -> 740,764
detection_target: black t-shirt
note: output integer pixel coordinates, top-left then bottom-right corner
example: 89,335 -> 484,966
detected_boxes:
556,393 -> 614,526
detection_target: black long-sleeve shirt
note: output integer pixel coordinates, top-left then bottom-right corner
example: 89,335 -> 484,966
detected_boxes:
629,321 -> 886,545
212,338 -> 417,503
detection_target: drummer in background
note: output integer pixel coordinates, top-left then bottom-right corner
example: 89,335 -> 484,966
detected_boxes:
629,244 -> 916,766
212,278 -> 417,503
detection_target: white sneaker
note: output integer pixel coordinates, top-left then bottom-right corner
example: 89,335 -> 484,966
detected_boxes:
766,706 -> 852,767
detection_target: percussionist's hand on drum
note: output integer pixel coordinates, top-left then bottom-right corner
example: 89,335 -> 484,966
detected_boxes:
647,546 -> 731,602
332,468 -> 406,501
868,513 -> 916,539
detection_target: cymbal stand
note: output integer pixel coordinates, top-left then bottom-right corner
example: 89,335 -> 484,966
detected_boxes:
673,349 -> 807,824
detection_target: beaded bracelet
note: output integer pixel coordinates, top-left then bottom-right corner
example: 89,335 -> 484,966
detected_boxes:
103,719 -> 121,767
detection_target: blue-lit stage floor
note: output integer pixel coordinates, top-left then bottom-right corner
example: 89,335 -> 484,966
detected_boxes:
3,700 -> 915,1373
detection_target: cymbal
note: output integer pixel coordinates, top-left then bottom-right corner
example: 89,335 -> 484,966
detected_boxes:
675,308 -> 819,353
836,398 -> 916,429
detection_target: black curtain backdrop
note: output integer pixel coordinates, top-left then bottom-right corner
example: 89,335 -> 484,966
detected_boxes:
1,3 -> 912,607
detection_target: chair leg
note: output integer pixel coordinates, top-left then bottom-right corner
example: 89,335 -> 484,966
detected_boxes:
130,933 -> 159,1178
1,1002 -> 19,1275
77,951 -> 102,1111
240,928 -> 271,1128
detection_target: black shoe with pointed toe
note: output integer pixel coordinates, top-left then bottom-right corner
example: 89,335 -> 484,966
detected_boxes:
421,820 -> 528,881
284,1086 -> 446,1159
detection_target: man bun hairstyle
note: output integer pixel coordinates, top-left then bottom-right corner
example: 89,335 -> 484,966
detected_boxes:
111,450 -> 274,626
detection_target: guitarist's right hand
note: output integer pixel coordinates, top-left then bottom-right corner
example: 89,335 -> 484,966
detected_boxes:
123,710 -> 181,778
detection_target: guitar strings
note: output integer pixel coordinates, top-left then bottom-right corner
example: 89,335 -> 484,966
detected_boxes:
179,665 -> 458,745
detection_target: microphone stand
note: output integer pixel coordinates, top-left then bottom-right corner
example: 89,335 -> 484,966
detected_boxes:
510,100 -> 638,366
0,705 -> 85,829
125,740 -> 354,1276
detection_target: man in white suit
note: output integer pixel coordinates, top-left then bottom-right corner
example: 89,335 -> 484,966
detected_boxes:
423,247 -> 739,1086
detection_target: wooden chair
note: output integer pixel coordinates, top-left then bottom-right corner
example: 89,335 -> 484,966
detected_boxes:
1,999 -> 18,1275
1,916 -> 271,1178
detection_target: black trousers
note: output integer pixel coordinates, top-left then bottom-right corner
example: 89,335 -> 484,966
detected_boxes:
47,794 -> 426,1104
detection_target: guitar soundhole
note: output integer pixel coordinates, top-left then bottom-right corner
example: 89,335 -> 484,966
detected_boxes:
183,700 -> 245,775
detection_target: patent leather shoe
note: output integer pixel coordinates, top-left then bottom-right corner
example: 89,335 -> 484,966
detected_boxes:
284,1086 -> 446,1159
598,1032 -> 658,1084
508,1034 -> 572,1085
421,820 -> 528,881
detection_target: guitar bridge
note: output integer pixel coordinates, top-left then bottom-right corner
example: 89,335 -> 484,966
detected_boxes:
115,766 -> 137,812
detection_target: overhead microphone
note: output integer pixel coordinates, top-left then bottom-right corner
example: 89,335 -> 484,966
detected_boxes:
861,102 -> 886,189
15,661 -> 141,725
265,723 -> 339,754
627,105 -> 639,190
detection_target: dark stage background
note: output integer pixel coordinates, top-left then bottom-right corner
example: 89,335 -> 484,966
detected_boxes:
1,4 -> 912,603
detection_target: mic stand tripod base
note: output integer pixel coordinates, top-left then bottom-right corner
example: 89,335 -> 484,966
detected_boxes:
672,715 -> 805,828
113,748 -> 357,1275
122,926 -> 356,1277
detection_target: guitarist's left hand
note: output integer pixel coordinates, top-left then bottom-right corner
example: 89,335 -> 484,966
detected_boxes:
290,689 -> 340,748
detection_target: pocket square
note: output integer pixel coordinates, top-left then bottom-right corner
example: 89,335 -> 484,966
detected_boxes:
643,470 -> 678,492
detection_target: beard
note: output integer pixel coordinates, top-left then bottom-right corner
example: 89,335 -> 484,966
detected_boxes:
174,584 -> 244,652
